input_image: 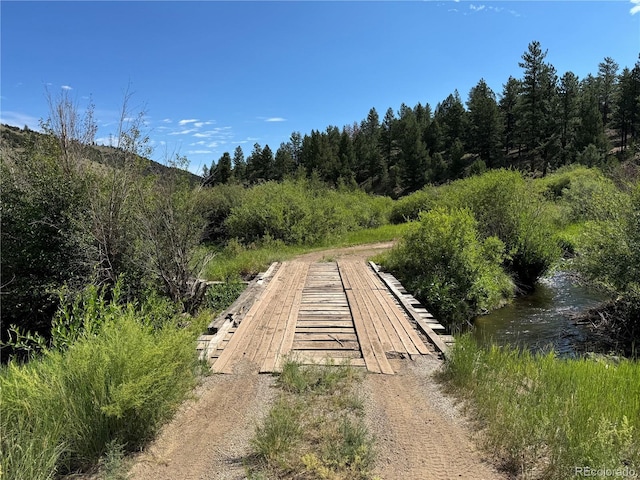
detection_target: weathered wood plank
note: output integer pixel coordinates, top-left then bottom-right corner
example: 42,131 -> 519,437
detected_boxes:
264,262 -> 309,373
212,263 -> 288,373
339,260 -> 394,374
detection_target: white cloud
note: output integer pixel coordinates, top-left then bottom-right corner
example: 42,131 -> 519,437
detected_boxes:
469,4 -> 485,12
178,119 -> 199,125
206,142 -> 220,148
631,0 -> 640,15
162,118 -> 172,123
169,128 -> 197,135
187,150 -> 213,155
191,141 -> 207,146
61,85 -> 73,90
265,117 -> 286,122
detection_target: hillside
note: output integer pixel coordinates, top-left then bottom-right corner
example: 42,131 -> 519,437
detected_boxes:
0,123 -> 201,183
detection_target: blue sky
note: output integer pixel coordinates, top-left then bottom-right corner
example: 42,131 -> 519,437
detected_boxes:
2,1 -> 639,175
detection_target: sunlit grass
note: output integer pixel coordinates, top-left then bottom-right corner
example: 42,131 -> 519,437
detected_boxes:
202,223 -> 413,281
248,359 -> 375,480
441,335 -> 640,479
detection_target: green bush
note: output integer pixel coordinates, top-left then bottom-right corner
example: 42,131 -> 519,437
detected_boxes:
435,169 -> 560,287
0,298 -> 199,479
536,165 -> 630,224
389,186 -> 440,224
382,207 -> 514,331
225,179 -> 392,246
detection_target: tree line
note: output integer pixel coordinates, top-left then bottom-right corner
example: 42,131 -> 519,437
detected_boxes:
204,41 -> 640,196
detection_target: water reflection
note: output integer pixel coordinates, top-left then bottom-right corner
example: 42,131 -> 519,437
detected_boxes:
472,271 -> 607,357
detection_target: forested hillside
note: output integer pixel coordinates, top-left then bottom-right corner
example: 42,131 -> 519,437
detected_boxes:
204,42 -> 639,196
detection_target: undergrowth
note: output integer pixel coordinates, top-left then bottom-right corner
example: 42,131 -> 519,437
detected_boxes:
0,289 -> 209,480
440,335 -> 640,479
248,359 -> 376,480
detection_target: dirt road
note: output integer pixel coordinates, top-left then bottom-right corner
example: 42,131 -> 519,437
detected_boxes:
127,245 -> 505,480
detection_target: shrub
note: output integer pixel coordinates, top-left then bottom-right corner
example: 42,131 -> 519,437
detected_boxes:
389,186 -> 439,224
0,297 -> 199,479
225,179 -> 392,246
536,165 -> 630,224
383,207 -> 514,331
435,169 -> 560,288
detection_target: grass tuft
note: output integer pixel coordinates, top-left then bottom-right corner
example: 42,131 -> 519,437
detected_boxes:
248,359 -> 375,479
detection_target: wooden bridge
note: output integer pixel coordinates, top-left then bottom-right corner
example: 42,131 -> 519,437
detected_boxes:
197,259 -> 452,375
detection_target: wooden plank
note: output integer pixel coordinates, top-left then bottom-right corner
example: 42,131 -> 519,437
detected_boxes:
348,261 -> 398,354
293,340 -> 360,350
295,327 -> 356,334
212,262 -> 288,373
263,262 -> 309,373
294,333 -> 358,342
369,261 -> 450,357
358,266 -> 430,356
339,260 -> 394,374
253,262 -> 305,366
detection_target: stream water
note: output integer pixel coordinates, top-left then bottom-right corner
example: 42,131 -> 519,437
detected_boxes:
472,271 -> 608,357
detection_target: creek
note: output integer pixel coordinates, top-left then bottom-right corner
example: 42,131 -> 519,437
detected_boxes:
472,270 -> 608,357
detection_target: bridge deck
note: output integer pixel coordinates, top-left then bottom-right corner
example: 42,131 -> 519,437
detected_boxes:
208,259 -> 444,375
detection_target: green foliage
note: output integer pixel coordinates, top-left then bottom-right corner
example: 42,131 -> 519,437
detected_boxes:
383,207 -> 514,330
0,142 -> 91,344
204,282 -> 246,311
537,165 -> 630,224
389,186 -> 440,223
436,169 -> 561,287
0,296 -> 199,479
441,335 -> 640,478
225,179 -> 391,246
199,182 -> 247,243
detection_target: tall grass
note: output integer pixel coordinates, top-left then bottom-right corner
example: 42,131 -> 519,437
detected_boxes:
441,335 -> 640,479
0,301 -> 205,479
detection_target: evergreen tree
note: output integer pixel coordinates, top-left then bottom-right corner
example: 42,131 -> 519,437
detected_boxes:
354,107 -> 383,189
381,107 -> 398,176
434,91 -> 467,151
576,77 -> 608,159
612,60 -> 640,153
466,78 -> 503,168
558,71 -> 580,165
396,105 -> 428,192
517,41 -> 558,172
499,76 -> 521,158
216,152 -> 232,184
232,145 -> 246,182
597,56 -> 619,127
274,142 -> 295,180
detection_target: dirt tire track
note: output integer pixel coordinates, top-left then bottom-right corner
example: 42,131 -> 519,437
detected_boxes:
128,364 -> 275,480
364,357 -> 505,480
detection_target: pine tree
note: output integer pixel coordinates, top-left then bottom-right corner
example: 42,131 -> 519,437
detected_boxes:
499,76 -> 521,158
517,41 -> 558,172
274,142 -> 295,181
612,59 -> 640,153
597,57 -> 619,127
216,152 -> 232,184
466,78 -> 503,168
558,71 -> 580,165
434,91 -> 467,151
232,145 -> 246,182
